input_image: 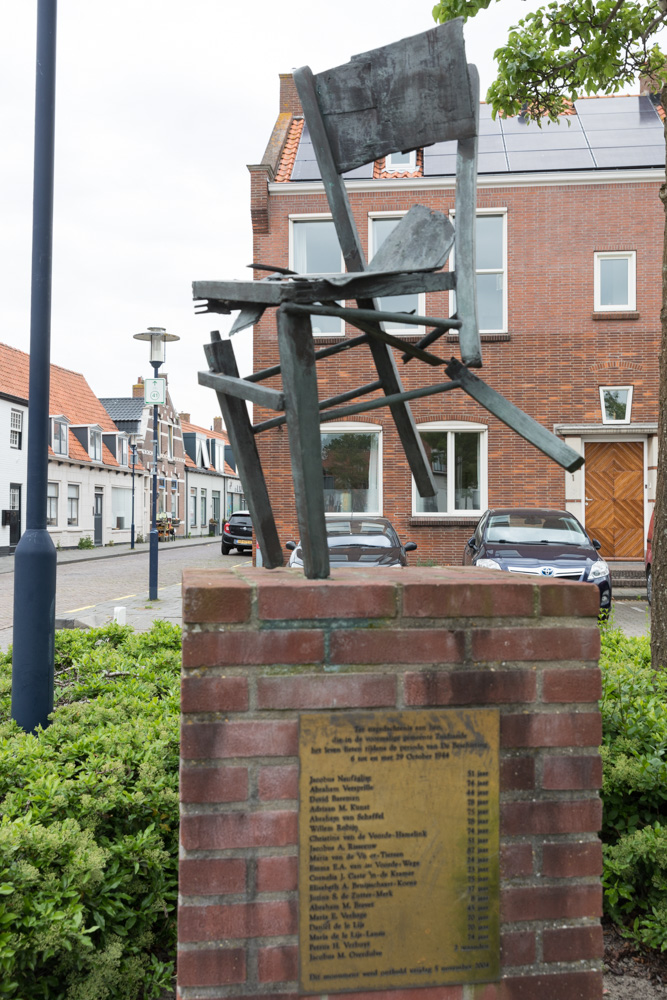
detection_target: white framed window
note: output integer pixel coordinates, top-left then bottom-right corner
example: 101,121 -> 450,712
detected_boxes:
118,437 -> 128,466
594,251 -> 636,311
67,484 -> 79,526
369,213 -> 423,333
47,482 -> 58,526
321,422 -> 382,515
53,419 -> 68,456
111,487 -> 132,529
450,210 -> 507,333
200,489 -> 207,525
90,429 -> 102,462
385,150 -> 417,171
10,410 -> 22,449
412,422 -> 488,516
600,385 -> 633,425
168,424 -> 174,460
189,486 -> 197,527
290,216 -> 344,336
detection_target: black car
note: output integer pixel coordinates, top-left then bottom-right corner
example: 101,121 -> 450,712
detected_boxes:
463,507 -> 612,615
286,515 -> 416,568
221,511 -> 252,554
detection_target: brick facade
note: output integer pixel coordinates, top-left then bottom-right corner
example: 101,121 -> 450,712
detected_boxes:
247,80 -> 661,564
179,567 -> 603,1000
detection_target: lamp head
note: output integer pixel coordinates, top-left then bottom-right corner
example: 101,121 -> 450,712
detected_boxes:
134,326 -> 180,364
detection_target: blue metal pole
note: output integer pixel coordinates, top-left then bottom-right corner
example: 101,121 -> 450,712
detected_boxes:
148,362 -> 161,599
130,443 -> 136,549
11,0 -> 58,733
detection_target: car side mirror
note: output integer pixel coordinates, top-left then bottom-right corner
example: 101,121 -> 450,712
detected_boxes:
404,542 -> 417,552
467,537 -> 477,550
285,541 -> 297,551
592,539 -> 601,550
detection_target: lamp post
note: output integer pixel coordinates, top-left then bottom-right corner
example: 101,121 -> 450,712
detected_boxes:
11,0 -> 58,734
130,440 -> 137,549
133,327 -> 179,600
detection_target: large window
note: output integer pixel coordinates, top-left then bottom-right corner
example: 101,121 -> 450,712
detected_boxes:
413,423 -> 487,516
291,217 -> 344,335
370,215 -> 422,331
451,212 -> 507,332
594,252 -> 636,311
190,487 -> 197,527
53,419 -> 68,456
111,487 -> 132,529
200,489 -> 207,526
47,482 -> 58,526
67,484 -> 79,526
10,410 -> 22,449
321,424 -> 381,514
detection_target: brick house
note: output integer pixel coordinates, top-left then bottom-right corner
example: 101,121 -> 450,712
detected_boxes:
245,74 -> 663,565
179,415 -> 244,535
101,376 -> 187,537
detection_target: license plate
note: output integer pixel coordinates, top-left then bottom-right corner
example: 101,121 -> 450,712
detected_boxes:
237,539 -> 251,546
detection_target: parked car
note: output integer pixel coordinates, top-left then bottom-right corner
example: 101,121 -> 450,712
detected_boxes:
285,515 -> 417,568
463,507 -> 611,616
646,509 -> 654,605
221,511 -> 252,554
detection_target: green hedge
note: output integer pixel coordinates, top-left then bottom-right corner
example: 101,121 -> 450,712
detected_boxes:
600,625 -> 667,949
0,622 -> 181,999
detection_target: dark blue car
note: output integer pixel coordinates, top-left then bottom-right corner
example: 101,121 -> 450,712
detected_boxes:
462,507 -> 611,616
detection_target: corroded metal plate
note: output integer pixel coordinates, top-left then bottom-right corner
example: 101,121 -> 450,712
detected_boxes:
299,709 -> 499,993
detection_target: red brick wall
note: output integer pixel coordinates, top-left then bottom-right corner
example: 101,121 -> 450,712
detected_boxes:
179,567 -> 603,1000
250,172 -> 661,564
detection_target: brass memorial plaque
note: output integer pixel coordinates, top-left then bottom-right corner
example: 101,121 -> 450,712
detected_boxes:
299,709 -> 499,993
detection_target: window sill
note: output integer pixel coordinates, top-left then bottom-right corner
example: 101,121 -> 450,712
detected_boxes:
410,516 -> 480,527
592,311 -> 639,321
447,333 -> 511,343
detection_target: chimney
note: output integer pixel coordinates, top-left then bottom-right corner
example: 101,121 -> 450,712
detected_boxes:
279,73 -> 302,116
132,376 -> 144,399
179,412 -> 190,424
213,416 -> 223,433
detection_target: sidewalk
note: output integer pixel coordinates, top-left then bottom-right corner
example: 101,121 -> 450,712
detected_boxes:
0,535 -> 220,651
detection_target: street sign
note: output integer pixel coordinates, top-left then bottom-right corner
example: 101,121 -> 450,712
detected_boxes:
144,378 -> 166,405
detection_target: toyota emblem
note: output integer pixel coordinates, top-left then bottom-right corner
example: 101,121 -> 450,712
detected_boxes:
540,567 -> 555,576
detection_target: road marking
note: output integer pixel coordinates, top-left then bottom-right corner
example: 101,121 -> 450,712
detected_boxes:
65,605 -> 96,612
113,594 -> 136,600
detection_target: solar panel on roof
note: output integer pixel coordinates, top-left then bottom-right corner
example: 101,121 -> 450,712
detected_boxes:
577,110 -> 661,130
425,140 -> 457,156
500,115 -> 582,134
574,95 -> 649,114
503,130 -> 589,152
585,127 -> 664,147
507,148 -> 596,171
422,153 -> 457,176
291,159 -> 323,181
343,163 -> 374,178
477,151 -> 510,172
592,145 -> 665,168
479,134 -> 505,153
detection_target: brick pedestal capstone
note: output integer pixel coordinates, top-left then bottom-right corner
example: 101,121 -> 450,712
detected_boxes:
179,566 -> 603,1000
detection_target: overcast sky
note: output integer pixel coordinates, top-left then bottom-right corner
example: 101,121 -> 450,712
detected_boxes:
0,0 -> 611,426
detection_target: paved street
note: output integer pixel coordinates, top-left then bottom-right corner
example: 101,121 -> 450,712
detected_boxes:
0,539 -> 249,651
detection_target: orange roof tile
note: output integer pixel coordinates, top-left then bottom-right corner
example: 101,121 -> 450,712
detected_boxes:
275,118 -> 304,183
180,418 -> 230,444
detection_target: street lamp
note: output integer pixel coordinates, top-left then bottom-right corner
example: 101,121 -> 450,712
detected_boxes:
130,439 -> 137,549
134,327 -> 179,600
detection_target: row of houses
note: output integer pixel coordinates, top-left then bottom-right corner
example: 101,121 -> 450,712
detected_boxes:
247,76 -> 663,564
0,342 -> 244,557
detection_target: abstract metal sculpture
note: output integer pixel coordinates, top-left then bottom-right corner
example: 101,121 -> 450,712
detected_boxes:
194,19 -> 583,578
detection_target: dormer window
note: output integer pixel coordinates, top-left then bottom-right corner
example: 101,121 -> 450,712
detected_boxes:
385,149 -> 417,171
53,419 -> 69,456
90,429 -> 102,462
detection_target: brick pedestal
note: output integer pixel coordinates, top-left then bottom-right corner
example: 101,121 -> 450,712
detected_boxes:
179,566 -> 603,1000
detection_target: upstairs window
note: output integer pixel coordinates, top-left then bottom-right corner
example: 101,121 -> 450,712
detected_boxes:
90,429 -> 102,462
53,419 -> 68,456
370,215 -> 422,332
10,410 -> 22,449
450,212 -> 507,333
600,385 -> 633,424
118,437 -> 128,466
594,251 -> 636,311
168,424 -> 174,460
291,217 -> 344,335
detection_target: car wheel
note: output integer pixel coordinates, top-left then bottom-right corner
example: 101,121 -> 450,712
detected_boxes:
221,543 -> 232,555
647,568 -> 652,606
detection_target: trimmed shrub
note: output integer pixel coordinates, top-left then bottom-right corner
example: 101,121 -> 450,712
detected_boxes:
0,621 -> 181,999
600,626 -> 667,949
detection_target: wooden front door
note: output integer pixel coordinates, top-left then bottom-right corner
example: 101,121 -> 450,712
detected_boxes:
584,441 -> 644,558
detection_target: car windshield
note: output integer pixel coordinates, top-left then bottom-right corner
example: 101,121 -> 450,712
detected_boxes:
326,520 -> 396,548
486,513 -> 588,546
